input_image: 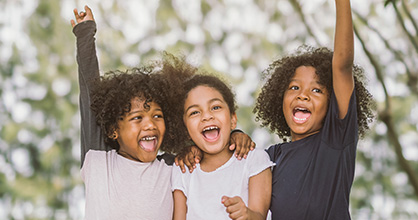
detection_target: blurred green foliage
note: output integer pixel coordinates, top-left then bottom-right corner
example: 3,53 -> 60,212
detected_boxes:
0,0 -> 417,219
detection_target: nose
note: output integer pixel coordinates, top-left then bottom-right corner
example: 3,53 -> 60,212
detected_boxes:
201,111 -> 214,122
143,117 -> 157,130
297,89 -> 310,101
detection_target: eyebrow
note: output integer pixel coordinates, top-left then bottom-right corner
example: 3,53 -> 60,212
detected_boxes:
127,108 -> 163,116
185,97 -> 224,113
289,78 -> 323,86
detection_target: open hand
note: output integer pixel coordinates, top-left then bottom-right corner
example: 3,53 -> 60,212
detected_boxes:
71,5 -> 94,27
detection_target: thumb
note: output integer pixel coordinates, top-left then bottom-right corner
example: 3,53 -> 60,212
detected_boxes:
229,143 -> 236,151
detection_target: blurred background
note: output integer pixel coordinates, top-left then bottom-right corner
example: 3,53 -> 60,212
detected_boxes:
0,0 -> 417,219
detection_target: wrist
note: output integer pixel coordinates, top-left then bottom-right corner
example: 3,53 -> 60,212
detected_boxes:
230,129 -> 243,134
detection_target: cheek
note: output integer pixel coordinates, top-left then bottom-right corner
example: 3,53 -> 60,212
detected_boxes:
158,121 -> 166,133
184,118 -> 197,134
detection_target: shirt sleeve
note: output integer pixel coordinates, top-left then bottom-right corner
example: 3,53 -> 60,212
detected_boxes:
321,89 -> 358,149
73,20 -> 107,167
247,148 -> 275,178
171,164 -> 190,197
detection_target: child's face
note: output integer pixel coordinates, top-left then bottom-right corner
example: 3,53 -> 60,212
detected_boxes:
183,85 -> 237,156
283,66 -> 329,141
115,98 -> 165,162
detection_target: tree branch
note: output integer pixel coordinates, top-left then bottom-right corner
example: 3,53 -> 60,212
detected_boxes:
390,1 -> 418,52
354,23 -> 418,197
401,0 -> 418,39
353,10 -> 418,95
288,0 -> 321,46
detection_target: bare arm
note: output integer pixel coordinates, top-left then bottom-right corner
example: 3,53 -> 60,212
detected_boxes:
247,168 -> 272,219
222,168 -> 272,220
332,0 -> 355,119
173,190 -> 187,220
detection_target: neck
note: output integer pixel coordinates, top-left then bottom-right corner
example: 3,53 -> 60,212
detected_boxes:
200,147 -> 233,172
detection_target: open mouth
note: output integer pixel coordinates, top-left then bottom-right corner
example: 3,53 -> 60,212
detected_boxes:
202,126 -> 220,141
139,136 -> 158,152
293,107 -> 311,123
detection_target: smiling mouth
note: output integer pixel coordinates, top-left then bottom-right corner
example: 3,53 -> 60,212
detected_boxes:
202,126 -> 220,141
139,136 -> 158,152
293,107 -> 311,123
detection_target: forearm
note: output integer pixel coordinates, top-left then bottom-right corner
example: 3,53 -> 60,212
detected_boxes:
74,20 -> 100,83
333,0 -> 354,73
245,208 -> 266,220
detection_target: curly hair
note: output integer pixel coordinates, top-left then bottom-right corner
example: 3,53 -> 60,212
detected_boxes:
152,51 -> 204,153
89,66 -> 184,154
158,52 -> 237,151
254,45 -> 375,140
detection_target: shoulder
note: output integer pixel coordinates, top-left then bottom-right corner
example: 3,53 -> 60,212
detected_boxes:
81,150 -> 114,181
247,148 -> 270,163
246,148 -> 275,176
82,150 -> 116,166
266,143 -> 284,161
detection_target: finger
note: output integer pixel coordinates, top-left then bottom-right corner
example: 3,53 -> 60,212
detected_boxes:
194,155 -> 201,164
70,19 -> 76,28
229,143 -> 236,151
85,5 -> 94,19
250,141 -> 256,150
174,157 -> 179,166
73,8 -> 80,20
190,145 -> 202,164
222,196 -> 239,207
235,143 -> 243,160
178,159 -> 186,173
239,145 -> 249,160
183,153 -> 193,171
221,196 -> 230,205
85,5 -> 91,13
185,153 -> 194,172
241,139 -> 252,159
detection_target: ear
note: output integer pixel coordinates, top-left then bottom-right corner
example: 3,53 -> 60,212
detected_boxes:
230,113 -> 237,130
108,130 -> 118,140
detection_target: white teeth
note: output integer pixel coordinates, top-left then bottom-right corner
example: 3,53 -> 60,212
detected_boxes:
295,107 -> 308,111
141,136 -> 156,141
202,126 -> 219,132
294,116 -> 307,121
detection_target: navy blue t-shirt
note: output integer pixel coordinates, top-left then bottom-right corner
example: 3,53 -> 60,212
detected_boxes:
267,90 -> 358,220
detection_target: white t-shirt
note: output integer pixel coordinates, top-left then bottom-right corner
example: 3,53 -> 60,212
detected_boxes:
171,148 -> 274,220
81,150 -> 173,220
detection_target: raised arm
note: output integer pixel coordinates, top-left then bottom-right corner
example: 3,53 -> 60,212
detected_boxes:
72,6 -> 107,166
332,0 -> 355,119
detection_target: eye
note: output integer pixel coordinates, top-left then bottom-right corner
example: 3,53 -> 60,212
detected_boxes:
154,114 -> 164,119
312,88 -> 322,93
212,105 -> 221,111
131,116 -> 142,121
289,85 -> 299,90
189,110 -> 200,116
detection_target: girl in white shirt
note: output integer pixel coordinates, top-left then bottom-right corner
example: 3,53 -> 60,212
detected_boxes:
172,74 -> 274,220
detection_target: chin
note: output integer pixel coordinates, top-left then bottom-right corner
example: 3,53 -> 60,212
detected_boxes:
140,151 -> 159,162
